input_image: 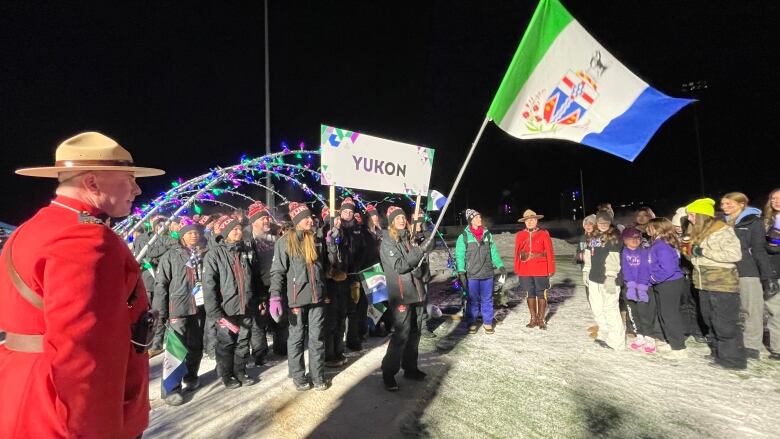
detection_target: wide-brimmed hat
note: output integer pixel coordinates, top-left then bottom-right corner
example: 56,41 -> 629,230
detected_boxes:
518,209 -> 544,223
15,132 -> 164,178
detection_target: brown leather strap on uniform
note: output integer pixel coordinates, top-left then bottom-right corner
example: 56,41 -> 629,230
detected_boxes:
4,230 -> 44,310
3,333 -> 44,353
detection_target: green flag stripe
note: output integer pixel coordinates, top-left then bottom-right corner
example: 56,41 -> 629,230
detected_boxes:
486,0 -> 573,123
165,327 -> 188,360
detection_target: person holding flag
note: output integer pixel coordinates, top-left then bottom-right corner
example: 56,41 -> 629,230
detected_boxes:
514,210 -> 555,330
380,206 -> 435,391
455,209 -> 506,334
154,218 -> 209,405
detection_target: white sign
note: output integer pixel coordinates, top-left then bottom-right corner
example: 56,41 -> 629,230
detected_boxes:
320,125 -> 435,195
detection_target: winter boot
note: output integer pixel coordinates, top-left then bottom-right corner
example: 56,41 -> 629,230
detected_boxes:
643,337 -> 657,354
526,297 -> 538,328
630,335 -> 646,351
536,298 -> 548,330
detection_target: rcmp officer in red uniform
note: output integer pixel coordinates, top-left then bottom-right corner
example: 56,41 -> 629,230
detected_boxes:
0,132 -> 164,438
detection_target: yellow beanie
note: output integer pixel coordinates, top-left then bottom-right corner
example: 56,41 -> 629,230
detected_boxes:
686,198 -> 716,217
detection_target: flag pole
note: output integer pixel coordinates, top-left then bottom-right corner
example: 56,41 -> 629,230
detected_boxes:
429,117 -> 490,238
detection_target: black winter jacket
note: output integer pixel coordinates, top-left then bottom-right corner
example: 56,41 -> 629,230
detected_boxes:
733,212 -> 774,280
153,245 -> 206,319
203,238 -> 260,319
269,231 -> 336,307
380,229 -> 428,307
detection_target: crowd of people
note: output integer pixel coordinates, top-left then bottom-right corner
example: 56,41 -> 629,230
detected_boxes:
134,186 -> 780,408
578,190 -> 780,370
131,196 -> 439,403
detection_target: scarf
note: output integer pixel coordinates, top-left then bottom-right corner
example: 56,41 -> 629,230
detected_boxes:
470,225 -> 484,242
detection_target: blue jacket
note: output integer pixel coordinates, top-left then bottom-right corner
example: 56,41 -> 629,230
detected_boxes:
649,239 -> 684,284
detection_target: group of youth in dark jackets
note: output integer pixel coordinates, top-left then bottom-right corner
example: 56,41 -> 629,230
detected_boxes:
132,197 -> 438,403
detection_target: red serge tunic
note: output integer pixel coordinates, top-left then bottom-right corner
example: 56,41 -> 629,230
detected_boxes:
513,228 -> 556,277
0,196 -> 149,438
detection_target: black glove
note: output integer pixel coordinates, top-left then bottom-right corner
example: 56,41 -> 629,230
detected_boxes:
421,238 -> 435,253
457,272 -> 468,288
762,279 -> 780,300
498,266 -> 507,276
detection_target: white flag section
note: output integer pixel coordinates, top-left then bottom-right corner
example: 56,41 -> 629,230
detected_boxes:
320,125 -> 435,196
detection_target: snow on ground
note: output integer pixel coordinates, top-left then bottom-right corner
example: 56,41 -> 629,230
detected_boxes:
146,256 -> 780,439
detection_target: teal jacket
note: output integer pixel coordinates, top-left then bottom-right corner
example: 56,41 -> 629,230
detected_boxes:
455,227 -> 504,279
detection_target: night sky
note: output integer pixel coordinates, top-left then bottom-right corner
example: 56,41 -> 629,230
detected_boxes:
1,1 -> 778,225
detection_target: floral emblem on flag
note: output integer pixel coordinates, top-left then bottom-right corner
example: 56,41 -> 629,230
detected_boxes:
521,51 -> 608,133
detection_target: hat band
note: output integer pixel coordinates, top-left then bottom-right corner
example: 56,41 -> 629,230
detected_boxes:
55,159 -> 135,167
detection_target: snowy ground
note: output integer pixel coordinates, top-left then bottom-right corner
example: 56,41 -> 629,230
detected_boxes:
146,255 -> 780,439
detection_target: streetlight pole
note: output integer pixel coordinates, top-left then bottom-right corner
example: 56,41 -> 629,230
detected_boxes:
681,80 -> 708,195
264,0 -> 274,209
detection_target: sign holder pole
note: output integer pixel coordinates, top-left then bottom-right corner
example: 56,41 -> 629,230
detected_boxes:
413,194 -> 422,232
329,185 -> 336,218
428,117 -> 490,239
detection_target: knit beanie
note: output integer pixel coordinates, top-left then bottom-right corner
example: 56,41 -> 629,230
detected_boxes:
686,198 -> 716,218
582,214 -> 597,227
621,227 -> 641,240
248,201 -> 270,224
365,204 -> 379,218
465,209 -> 480,223
671,207 -> 688,227
340,197 -> 356,212
596,212 -> 613,225
213,215 -> 240,239
386,206 -> 405,224
179,217 -> 201,237
288,202 -> 311,226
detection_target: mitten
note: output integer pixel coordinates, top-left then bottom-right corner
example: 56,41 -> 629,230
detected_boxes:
269,296 -> 284,323
625,281 -> 638,301
636,284 -> 650,303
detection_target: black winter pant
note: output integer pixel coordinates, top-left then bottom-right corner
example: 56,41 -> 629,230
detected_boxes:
288,304 -> 327,384
381,302 -> 423,376
215,315 -> 252,379
162,308 -> 206,396
270,315 -> 289,355
142,270 -> 166,349
680,280 -> 707,338
204,315 -> 217,357
325,280 -> 349,359
250,309 -> 270,362
654,278 -> 688,350
699,291 -> 746,369
347,283 -> 368,346
625,288 -> 664,341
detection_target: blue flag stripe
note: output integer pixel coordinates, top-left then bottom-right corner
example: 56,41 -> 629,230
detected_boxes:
581,87 -> 694,161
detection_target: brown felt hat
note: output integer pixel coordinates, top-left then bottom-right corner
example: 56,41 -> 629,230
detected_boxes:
518,209 -> 544,223
15,131 -> 165,178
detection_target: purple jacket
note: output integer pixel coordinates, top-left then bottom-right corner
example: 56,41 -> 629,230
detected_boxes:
621,247 -> 650,286
649,239 -> 684,284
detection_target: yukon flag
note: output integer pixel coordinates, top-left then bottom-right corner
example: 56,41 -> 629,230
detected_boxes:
487,0 -> 693,161
162,327 -> 188,394
360,263 -> 390,325
426,190 -> 448,211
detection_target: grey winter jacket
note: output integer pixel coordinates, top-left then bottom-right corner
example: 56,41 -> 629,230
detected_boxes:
380,229 -> 428,307
203,238 -> 259,319
729,208 -> 774,280
269,231 -> 335,308
153,245 -> 206,319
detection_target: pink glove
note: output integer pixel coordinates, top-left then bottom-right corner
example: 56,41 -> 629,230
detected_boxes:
218,317 -> 239,334
269,296 -> 284,323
